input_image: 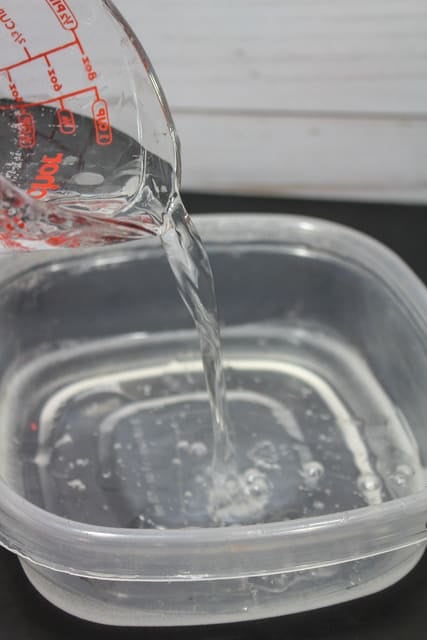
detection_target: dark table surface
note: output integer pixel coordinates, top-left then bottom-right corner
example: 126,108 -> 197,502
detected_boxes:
2,193 -> 427,639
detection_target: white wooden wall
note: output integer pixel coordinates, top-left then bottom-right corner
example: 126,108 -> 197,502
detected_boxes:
116,0 -> 427,203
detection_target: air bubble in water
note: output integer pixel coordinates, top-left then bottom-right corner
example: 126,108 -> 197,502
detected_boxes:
184,491 -> 193,504
302,461 -> 324,487
248,440 -> 280,470
391,464 -> 414,487
189,442 -> 207,457
67,479 -> 86,491
76,458 -> 89,467
243,468 -> 269,498
208,467 -> 271,525
177,440 -> 190,452
357,473 -> 381,493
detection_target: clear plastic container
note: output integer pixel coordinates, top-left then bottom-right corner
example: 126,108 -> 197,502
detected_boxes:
0,214 -> 426,626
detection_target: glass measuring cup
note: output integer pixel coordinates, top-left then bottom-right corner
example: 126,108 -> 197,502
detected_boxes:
0,0 -> 234,524
0,0 -> 180,248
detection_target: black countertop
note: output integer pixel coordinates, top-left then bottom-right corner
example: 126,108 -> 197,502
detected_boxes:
2,193 -> 427,639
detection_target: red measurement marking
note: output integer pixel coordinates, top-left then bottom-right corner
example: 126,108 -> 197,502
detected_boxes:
47,236 -> 81,248
92,99 -> 113,146
82,56 -> 97,82
8,81 -> 23,103
1,214 -> 27,232
24,47 -> 31,59
30,422 -> 38,433
0,41 -> 77,75
17,111 -> 36,149
0,8 -> 27,45
72,29 -> 84,55
44,0 -> 77,30
47,67 -> 63,92
57,108 -> 76,134
27,153 -> 64,200
0,86 -> 99,111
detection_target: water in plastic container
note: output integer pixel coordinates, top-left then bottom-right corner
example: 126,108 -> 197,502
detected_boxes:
1,235 -> 424,532
1,214 -> 427,625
